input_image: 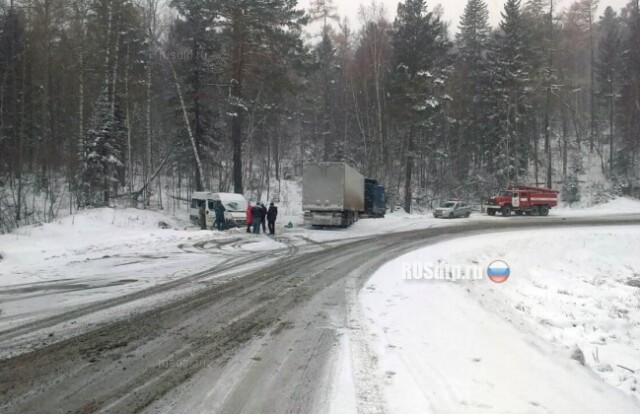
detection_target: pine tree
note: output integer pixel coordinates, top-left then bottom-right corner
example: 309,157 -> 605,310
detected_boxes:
619,1 -> 640,180
596,6 -> 623,175
169,0 -> 221,193
521,0 -> 557,187
315,32 -> 338,161
391,0 -> 450,212
453,0 -> 495,172
218,0 -> 306,195
309,0 -> 338,35
493,0 -> 530,186
78,88 -> 125,207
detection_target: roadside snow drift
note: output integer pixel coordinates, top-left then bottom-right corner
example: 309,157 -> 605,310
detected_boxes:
359,226 -> 640,413
0,208 -> 285,331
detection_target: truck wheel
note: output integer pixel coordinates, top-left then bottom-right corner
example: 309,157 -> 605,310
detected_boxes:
530,205 -> 539,216
488,209 -> 496,216
465,212 -> 471,218
540,205 -> 549,216
501,205 -> 512,217
448,212 -> 454,219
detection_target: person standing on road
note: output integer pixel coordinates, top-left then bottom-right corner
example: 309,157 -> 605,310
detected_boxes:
251,203 -> 263,234
199,203 -> 206,230
246,202 -> 253,233
260,203 -> 267,233
213,201 -> 226,231
267,202 -> 278,235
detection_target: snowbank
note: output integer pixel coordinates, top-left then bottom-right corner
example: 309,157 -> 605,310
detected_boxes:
0,208 -> 203,284
359,226 -> 640,413
556,196 -> 640,216
0,207 -> 287,331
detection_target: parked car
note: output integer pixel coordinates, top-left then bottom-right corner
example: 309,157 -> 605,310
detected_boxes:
433,201 -> 471,219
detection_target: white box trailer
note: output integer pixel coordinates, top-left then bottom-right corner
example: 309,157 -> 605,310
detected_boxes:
190,192 -> 248,228
303,162 -> 365,227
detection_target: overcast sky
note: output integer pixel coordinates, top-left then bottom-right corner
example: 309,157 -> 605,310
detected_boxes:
298,0 -> 631,33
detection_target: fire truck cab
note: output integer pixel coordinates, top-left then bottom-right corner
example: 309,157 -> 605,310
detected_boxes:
486,185 -> 559,217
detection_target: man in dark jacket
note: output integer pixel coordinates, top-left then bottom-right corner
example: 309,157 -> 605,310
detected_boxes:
213,201 -> 226,231
199,203 -> 206,230
260,203 -> 268,233
251,204 -> 263,234
267,203 -> 278,235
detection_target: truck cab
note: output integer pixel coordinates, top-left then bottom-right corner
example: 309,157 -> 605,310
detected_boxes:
364,178 -> 387,218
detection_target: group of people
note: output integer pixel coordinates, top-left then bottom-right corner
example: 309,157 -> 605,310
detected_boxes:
197,199 -> 279,234
246,202 -> 278,235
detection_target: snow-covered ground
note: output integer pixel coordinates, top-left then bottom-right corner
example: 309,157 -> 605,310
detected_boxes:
0,208 -> 287,331
357,226 -> 640,413
1,196 -> 639,330
555,196 -> 640,216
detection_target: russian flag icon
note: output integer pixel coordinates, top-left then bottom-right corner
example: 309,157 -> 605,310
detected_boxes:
487,260 -> 510,283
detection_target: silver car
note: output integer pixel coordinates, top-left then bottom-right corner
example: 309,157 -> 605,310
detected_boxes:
433,201 -> 472,219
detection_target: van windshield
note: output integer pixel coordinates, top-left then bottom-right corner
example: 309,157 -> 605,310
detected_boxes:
219,194 -> 247,212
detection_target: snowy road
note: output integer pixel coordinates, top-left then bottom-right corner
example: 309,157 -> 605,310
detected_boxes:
1,215 -> 640,413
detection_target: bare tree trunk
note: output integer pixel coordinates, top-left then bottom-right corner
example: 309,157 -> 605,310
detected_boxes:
562,106 -> 568,177
145,1 -> 156,204
102,0 -> 114,205
104,0 -> 113,87
125,32 -> 133,204
191,36 -> 205,192
533,120 -> 540,186
231,8 -> 245,195
404,129 -> 414,213
78,37 -> 84,158
506,101 -> 512,187
170,64 -> 204,189
513,89 -> 519,183
274,114 -> 280,182
545,0 -> 554,189
609,77 -> 615,174
111,9 -> 120,117
588,0 -> 597,153
545,112 -> 552,188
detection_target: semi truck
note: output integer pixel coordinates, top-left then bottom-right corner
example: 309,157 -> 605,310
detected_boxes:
364,178 -> 386,218
486,185 -> 559,217
303,162 -> 365,227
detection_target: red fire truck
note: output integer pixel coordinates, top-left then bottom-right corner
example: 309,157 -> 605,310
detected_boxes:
486,185 -> 559,217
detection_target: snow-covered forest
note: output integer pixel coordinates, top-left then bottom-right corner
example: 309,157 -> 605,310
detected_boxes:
0,0 -> 639,233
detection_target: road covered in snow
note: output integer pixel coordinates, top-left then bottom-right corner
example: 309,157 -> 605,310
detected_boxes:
0,199 -> 639,413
